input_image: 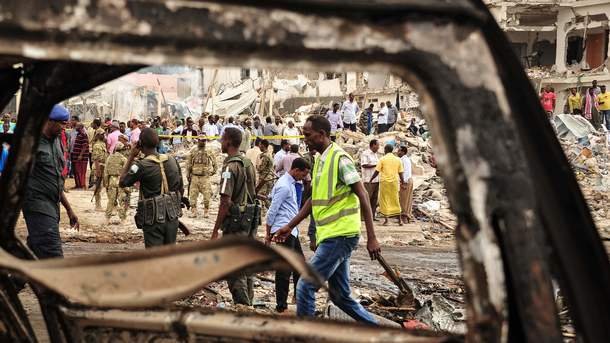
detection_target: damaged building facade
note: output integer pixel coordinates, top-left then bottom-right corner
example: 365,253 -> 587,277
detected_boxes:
485,0 -> 610,111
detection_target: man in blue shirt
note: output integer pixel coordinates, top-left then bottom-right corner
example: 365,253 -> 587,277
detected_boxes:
265,157 -> 311,313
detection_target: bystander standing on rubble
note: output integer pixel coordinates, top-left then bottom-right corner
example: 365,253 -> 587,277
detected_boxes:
70,123 -> 90,190
591,80 -> 601,95
252,116 -> 264,137
67,115 -> 80,179
361,139 -> 380,221
371,144 -> 405,226
283,120 -> 300,145
386,101 -> 397,130
598,85 -> 610,129
584,87 -> 601,128
187,138 -> 216,218
274,115 -> 380,324
276,144 -> 300,177
540,85 -> 556,118
264,116 -> 280,153
182,118 -> 198,145
128,119 -> 141,143
202,115 -> 218,139
172,119 -> 184,149
158,121 -> 171,153
119,121 -> 127,135
120,128 -> 184,248
377,102 -> 388,133
266,157 -> 310,313
239,119 -> 252,154
398,146 -> 415,223
363,103 -> 374,135
275,117 -> 285,137
23,105 -> 79,259
246,138 -> 263,168
273,140 -> 290,174
341,93 -> 359,132
567,87 -> 582,115
326,103 -> 343,141
211,127 -> 259,306
106,122 -> 122,154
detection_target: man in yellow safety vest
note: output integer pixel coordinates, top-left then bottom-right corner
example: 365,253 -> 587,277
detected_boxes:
274,115 -> 381,324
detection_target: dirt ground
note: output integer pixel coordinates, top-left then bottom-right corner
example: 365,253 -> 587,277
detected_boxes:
15,175 -> 462,341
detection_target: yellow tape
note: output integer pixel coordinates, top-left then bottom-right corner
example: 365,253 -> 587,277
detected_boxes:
158,134 -> 305,140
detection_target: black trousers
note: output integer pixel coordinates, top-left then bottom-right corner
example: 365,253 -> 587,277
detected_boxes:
24,211 -> 63,259
275,234 -> 304,311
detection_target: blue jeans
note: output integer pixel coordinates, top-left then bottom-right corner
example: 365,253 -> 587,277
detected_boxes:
602,110 -> 610,130
296,236 -> 377,325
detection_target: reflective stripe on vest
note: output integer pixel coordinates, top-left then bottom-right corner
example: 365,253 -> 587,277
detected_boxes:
312,143 -> 361,244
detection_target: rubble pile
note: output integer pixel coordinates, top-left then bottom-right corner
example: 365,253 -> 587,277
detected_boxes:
560,129 -> 610,242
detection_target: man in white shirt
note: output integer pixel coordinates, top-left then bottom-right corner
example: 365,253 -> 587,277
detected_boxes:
361,139 -> 380,220
273,140 -> 290,175
246,138 -> 263,168
397,146 -> 414,222
341,93 -> 360,132
377,102 -> 388,133
203,116 -> 219,138
265,157 -> 310,313
283,121 -> 300,145
172,119 -> 184,149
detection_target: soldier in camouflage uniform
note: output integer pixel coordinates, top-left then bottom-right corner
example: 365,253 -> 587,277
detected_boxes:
255,139 -> 275,214
104,142 -> 128,223
118,134 -> 132,212
91,128 -> 108,211
187,138 -> 217,218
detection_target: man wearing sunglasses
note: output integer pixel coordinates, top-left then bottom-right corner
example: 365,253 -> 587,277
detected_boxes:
22,104 -> 79,259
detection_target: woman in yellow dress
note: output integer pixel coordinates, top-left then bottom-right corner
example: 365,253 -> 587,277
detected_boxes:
370,144 -> 405,226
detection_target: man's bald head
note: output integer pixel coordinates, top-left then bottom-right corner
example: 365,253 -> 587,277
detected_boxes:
140,128 -> 159,149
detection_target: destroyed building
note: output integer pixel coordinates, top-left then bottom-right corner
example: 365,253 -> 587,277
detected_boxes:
485,0 -> 610,110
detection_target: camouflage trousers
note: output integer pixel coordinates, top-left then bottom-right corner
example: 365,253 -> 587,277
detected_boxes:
92,164 -> 103,209
106,181 -> 129,220
223,230 -> 255,305
189,175 -> 211,210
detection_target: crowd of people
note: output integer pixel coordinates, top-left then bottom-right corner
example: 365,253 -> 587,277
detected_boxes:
3,92 -> 422,324
542,80 -> 610,132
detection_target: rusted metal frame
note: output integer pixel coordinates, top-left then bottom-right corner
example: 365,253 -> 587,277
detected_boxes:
0,66 -> 20,112
0,275 -> 36,342
59,307 -> 457,343
0,62 -> 140,259
473,4 -> 610,342
0,62 -> 139,342
0,0 -> 592,342
403,44 -> 560,342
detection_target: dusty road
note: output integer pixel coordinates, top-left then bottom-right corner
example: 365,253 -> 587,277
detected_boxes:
15,178 -> 462,341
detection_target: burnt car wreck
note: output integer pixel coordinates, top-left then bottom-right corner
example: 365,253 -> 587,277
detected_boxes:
0,0 -> 608,342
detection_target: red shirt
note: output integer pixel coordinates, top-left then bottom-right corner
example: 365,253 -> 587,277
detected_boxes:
541,91 -> 556,112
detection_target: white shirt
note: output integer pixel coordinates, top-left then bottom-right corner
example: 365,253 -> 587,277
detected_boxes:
341,100 -> 360,124
401,155 -> 412,182
273,149 -> 287,174
361,149 -> 380,183
283,127 -> 300,145
378,107 -> 388,124
203,123 -> 219,138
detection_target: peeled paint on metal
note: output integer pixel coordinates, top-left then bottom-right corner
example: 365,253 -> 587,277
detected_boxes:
0,237 -> 324,308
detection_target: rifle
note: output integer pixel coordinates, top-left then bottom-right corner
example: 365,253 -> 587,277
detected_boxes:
178,220 -> 191,236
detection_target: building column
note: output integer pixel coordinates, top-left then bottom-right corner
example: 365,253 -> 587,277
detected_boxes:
555,8 -> 571,73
